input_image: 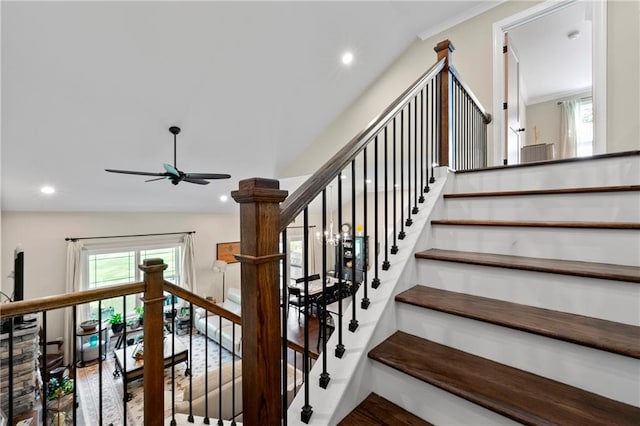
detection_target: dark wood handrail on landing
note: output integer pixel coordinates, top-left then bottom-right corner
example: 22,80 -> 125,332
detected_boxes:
0,282 -> 146,319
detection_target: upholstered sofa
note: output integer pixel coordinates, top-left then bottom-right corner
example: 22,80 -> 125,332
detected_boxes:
174,361 -> 303,420
194,287 -> 242,355
174,361 -> 243,420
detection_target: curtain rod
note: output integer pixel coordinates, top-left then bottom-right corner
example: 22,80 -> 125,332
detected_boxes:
65,231 -> 195,242
557,95 -> 592,105
286,225 -> 317,229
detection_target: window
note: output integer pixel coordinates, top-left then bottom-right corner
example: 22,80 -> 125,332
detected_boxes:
84,244 -> 182,319
575,98 -> 593,157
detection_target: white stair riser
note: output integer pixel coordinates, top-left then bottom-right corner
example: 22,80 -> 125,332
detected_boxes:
415,260 -> 640,325
397,305 -> 640,407
450,156 -> 639,193
441,192 -> 640,223
430,226 -> 640,266
370,361 -> 520,426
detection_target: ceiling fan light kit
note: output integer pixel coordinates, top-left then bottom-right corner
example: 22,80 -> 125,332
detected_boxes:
105,126 -> 231,186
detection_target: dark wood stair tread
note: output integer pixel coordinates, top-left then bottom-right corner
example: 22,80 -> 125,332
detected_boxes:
431,219 -> 640,229
416,249 -> 640,283
369,332 -> 640,425
338,392 -> 432,426
444,184 -> 640,198
397,286 -> 640,358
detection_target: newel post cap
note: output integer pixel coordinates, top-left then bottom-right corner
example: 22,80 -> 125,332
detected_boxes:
231,177 -> 288,204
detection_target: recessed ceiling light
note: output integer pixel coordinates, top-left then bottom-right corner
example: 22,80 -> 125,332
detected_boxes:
40,186 -> 55,195
341,51 -> 354,66
219,195 -> 228,202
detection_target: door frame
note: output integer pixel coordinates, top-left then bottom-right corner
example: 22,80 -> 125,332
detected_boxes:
491,0 -> 607,166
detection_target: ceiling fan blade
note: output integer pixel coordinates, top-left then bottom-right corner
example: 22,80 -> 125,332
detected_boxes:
163,163 -> 180,177
184,172 -> 231,180
145,177 -> 167,183
105,169 -> 167,177
183,177 -> 210,185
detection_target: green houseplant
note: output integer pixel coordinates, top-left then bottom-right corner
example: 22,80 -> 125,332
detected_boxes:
108,312 -> 124,333
135,305 -> 144,326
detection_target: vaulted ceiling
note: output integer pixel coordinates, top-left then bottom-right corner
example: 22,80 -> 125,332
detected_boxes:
2,1 -> 497,213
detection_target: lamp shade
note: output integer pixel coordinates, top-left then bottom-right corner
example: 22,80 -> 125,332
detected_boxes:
212,260 -> 228,273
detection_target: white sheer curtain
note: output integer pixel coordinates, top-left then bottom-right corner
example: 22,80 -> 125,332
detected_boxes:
63,240 -> 85,365
181,233 -> 197,294
559,100 -> 578,159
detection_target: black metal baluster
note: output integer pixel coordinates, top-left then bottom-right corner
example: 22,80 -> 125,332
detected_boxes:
391,117 -> 399,255
231,325 -> 237,426
406,101 -> 413,227
319,190 -> 330,388
214,313 -> 221,426
36,314 -> 40,425
98,301 -> 103,424
349,160 -> 358,332
382,127 -> 391,270
372,136 -> 382,288
170,297 -> 177,426
419,88 -> 426,203
413,92 -> 420,212
424,83 -> 431,193
301,207 -> 313,423
122,297 -> 128,425
281,228 -> 289,422
430,76 -> 437,184
361,147 -> 370,309
433,73 -> 440,182
72,306 -> 78,426
202,307 -> 209,425
454,79 -> 459,170
399,109 -> 406,241
335,173 -> 346,358
188,304 -> 194,423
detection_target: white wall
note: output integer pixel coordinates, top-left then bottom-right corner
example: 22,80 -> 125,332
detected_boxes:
282,0 -> 640,179
1,211 -> 241,337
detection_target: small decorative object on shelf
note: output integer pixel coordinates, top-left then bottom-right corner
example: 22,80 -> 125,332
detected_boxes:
79,319 -> 98,331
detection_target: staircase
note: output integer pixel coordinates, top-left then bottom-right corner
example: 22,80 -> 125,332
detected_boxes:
342,153 -> 640,425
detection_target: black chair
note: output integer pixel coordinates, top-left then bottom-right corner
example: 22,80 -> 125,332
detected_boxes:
287,286 -> 308,322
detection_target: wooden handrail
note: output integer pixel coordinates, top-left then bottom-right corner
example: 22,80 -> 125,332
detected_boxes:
163,281 -> 241,325
449,64 -> 492,124
0,282 -> 146,319
279,58 -> 446,230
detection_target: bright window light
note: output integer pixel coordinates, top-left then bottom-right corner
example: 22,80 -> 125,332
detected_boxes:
341,51 -> 354,66
41,186 -> 55,194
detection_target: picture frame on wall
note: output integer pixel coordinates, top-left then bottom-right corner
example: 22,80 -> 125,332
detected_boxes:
216,241 -> 240,264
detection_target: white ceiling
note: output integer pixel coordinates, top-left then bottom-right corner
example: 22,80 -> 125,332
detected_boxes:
1,1 -> 497,213
508,1 -> 592,104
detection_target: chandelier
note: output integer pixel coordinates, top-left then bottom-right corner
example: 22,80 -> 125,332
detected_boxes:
317,184 -> 341,246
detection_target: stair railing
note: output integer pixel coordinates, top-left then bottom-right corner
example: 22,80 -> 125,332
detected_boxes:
233,39 -> 491,424
0,259 -> 248,426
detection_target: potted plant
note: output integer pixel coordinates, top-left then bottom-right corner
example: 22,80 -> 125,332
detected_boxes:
135,305 -> 144,326
108,312 -> 124,333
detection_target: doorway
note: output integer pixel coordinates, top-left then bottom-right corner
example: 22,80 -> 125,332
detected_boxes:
492,0 -> 607,166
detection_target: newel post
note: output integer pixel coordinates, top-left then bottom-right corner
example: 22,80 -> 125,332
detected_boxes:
140,258 -> 168,426
435,39 -> 454,168
231,178 -> 288,425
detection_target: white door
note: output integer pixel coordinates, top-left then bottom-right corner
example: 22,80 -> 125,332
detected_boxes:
504,33 -> 524,165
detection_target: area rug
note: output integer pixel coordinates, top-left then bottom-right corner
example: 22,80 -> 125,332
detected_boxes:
75,333 -> 236,425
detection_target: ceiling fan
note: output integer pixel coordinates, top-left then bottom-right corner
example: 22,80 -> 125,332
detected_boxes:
105,126 -> 231,185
